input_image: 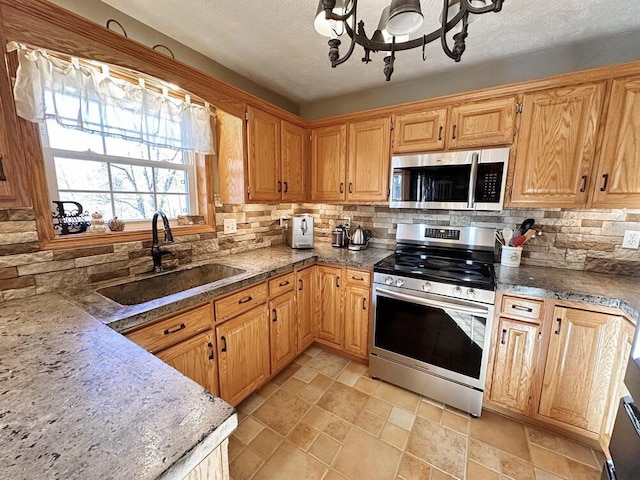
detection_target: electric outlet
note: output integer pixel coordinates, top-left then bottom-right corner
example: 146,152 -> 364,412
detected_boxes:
279,216 -> 289,227
223,218 -> 237,234
622,230 -> 640,249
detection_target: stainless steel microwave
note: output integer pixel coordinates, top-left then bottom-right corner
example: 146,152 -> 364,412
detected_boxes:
389,147 -> 509,211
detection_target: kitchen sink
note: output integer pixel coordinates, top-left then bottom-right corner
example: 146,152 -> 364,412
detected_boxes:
97,263 -> 246,305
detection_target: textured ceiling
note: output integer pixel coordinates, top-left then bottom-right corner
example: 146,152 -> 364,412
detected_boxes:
101,0 -> 640,104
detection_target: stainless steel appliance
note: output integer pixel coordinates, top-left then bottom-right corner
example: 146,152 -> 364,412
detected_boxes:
389,147 -> 509,211
348,225 -> 371,251
603,326 -> 640,479
286,214 -> 314,249
370,224 -> 496,417
332,225 -> 349,248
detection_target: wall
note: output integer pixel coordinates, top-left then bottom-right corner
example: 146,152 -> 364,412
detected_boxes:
48,0 -> 300,115
300,30 -> 640,120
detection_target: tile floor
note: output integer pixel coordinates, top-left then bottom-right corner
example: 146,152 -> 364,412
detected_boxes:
229,347 -> 605,480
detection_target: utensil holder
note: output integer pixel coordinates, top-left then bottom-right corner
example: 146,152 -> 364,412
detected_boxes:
500,246 -> 523,267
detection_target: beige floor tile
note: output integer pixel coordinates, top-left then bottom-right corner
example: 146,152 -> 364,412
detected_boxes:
468,460 -> 500,480
230,447 -> 264,480
366,396 -> 394,418
354,376 -> 379,395
375,382 -> 420,413
535,467 -> 566,479
317,382 -> 370,423
417,401 -> 443,423
397,453 -> 431,480
470,410 -> 530,461
381,422 -> 410,449
249,428 -> 282,460
389,406 -> 416,430
530,444 -> 570,478
282,377 -> 307,394
429,468 -> 456,480
295,353 -> 313,365
334,428 -> 402,480
325,470 -> 348,480
406,416 -> 467,479
309,433 -> 341,465
256,381 -> 279,399
337,370 -> 360,387
500,454 -> 535,480
566,458 -> 601,480
356,409 -> 386,436
469,438 -> 502,472
442,409 -> 469,434
253,390 -> 311,436
227,435 -> 246,463
306,350 -> 350,378
306,346 -> 323,357
252,441 -> 327,480
557,436 -> 598,468
323,416 -> 353,443
238,393 -> 264,415
303,406 -> 332,430
233,416 -> 265,444
272,362 -> 301,385
288,422 -> 320,451
300,384 -> 325,403
525,426 -> 560,451
345,360 -> 368,376
310,373 -> 334,391
422,396 -> 445,408
295,366 -> 319,383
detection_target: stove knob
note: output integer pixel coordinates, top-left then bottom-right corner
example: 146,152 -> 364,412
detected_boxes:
396,278 -> 405,287
453,286 -> 463,297
385,276 -> 394,285
466,288 -> 476,299
422,282 -> 432,292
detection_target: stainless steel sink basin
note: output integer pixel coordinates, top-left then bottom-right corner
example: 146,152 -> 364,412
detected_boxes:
97,263 -> 245,305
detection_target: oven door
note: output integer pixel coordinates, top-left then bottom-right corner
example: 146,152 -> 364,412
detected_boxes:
371,284 -> 494,390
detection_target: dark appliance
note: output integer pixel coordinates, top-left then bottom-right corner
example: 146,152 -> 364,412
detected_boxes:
370,224 -> 496,417
603,325 -> 640,479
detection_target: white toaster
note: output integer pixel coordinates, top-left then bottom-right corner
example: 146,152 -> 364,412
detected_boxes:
286,214 -> 314,249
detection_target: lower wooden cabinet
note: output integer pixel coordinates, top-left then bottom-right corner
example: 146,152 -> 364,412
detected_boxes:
316,265 -> 343,347
489,317 -> 540,415
216,306 -> 270,406
269,290 -> 297,374
296,266 -> 316,352
157,331 -> 219,396
343,285 -> 370,358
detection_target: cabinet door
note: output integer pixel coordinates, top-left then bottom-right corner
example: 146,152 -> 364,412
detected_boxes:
489,318 -> 540,415
347,117 -> 391,202
281,121 -> 307,202
510,83 -> 604,207
448,97 -> 516,149
216,306 -> 270,406
311,124 -> 347,202
246,106 -> 281,202
156,330 -> 219,396
296,266 -> 316,352
315,265 -> 343,347
269,291 -> 297,374
591,77 -> 640,208
392,109 -> 447,153
538,307 -> 621,433
343,285 -> 370,359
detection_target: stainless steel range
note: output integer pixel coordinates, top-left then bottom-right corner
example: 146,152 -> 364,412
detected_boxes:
370,224 -> 496,417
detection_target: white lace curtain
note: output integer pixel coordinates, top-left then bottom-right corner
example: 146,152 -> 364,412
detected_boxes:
8,42 -> 216,155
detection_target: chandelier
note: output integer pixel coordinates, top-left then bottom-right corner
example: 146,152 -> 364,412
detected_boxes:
314,0 -> 504,80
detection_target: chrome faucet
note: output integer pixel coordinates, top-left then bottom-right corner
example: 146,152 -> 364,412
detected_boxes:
151,210 -> 174,272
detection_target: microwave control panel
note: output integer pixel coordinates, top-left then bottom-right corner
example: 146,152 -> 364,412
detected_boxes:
476,164 -> 504,203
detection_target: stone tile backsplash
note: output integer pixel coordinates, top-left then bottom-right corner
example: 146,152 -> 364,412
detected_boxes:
0,202 -> 638,302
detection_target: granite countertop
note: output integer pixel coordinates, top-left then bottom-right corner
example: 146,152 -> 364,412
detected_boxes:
69,244 -> 393,333
0,293 -> 237,480
496,265 -> 640,322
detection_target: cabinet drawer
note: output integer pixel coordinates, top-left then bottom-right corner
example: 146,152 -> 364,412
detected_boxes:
346,268 -> 371,287
215,283 -> 268,323
126,304 -> 213,354
501,295 -> 543,321
269,273 -> 295,297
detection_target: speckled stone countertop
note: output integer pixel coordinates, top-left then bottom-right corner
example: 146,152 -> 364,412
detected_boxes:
496,265 -> 640,322
68,244 -> 393,333
0,293 -> 237,480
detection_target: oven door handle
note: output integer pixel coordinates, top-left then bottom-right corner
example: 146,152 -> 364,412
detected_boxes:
375,287 -> 489,316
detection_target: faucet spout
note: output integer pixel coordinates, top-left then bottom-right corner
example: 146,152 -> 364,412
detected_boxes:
151,210 -> 174,273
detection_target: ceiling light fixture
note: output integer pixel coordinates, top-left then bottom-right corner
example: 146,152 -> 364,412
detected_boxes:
314,0 -> 504,81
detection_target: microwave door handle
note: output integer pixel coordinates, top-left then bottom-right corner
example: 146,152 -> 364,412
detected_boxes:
468,152 -> 479,209
375,287 -> 489,316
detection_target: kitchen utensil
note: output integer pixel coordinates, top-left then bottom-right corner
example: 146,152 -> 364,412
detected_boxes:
502,227 -> 514,245
511,234 -> 527,247
517,218 -> 535,236
348,225 -> 371,251
495,230 -> 505,245
332,225 -> 350,248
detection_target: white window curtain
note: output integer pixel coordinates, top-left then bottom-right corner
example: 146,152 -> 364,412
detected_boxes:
8,42 -> 216,155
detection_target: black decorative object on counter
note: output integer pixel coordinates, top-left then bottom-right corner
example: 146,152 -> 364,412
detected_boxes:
52,200 -> 90,235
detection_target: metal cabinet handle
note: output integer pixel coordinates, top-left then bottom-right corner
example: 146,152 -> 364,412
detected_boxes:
512,304 -> 533,312
600,174 -> 609,192
279,280 -> 290,287
0,154 -> 6,181
340,182 -> 344,193
284,181 -> 288,193
336,276 -> 340,288
362,298 -> 367,310
220,336 -> 227,352
452,124 -> 457,140
207,341 -> 214,360
554,317 -> 562,335
164,323 -> 186,335
579,175 -> 587,193
351,275 -> 364,281
349,182 -> 353,194
277,181 -> 282,193
238,295 -> 253,304
272,308 -> 278,322
501,329 -> 507,345
298,279 -> 303,291
438,126 -> 443,141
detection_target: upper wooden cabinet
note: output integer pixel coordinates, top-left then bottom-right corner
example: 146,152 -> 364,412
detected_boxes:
246,106 -> 308,203
392,108 -> 447,153
448,97 -> 516,149
591,76 -> 640,208
509,83 -> 605,208
311,124 -> 347,202
347,117 -> 391,202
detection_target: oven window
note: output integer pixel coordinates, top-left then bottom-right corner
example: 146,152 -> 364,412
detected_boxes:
375,296 -> 485,379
